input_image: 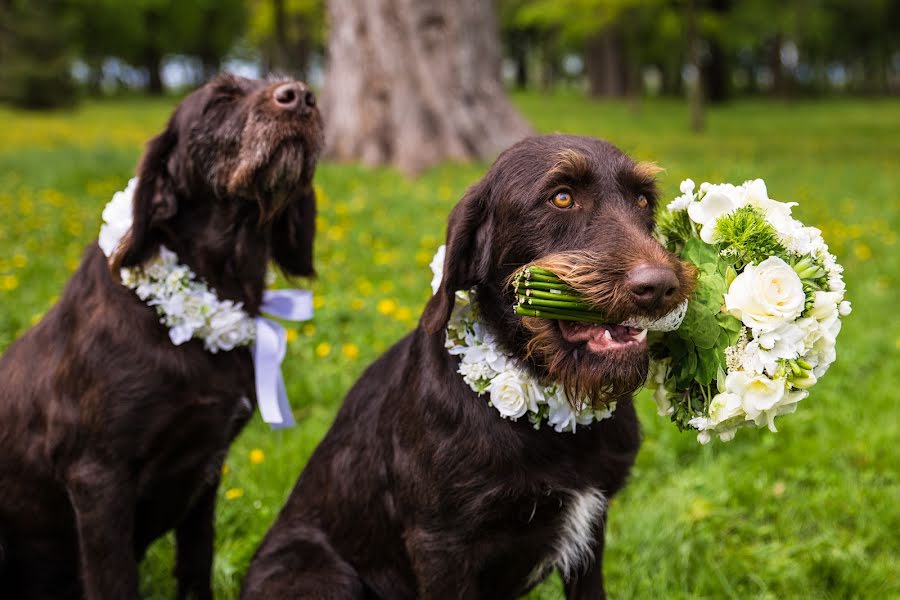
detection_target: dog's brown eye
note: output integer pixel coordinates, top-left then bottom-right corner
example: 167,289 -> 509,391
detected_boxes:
551,191 -> 574,209
637,195 -> 648,208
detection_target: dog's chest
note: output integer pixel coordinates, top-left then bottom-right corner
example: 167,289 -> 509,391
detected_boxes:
526,487 -> 607,585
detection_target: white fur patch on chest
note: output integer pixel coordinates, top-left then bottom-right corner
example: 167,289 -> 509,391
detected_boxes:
527,488 -> 608,585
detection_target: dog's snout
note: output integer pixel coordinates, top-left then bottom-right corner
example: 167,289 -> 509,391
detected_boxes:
273,82 -> 315,113
626,264 -> 679,309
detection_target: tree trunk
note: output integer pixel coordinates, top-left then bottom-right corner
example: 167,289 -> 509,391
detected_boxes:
585,27 -> 628,97
144,9 -> 164,95
685,0 -> 704,132
323,0 -> 533,175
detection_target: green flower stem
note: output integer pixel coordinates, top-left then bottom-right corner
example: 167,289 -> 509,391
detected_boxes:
523,272 -> 564,284
518,296 -> 593,311
515,305 -> 608,324
524,288 -> 585,302
520,280 -> 574,292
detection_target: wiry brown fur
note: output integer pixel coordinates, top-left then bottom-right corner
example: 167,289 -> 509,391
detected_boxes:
0,74 -> 322,600
243,134 -> 693,600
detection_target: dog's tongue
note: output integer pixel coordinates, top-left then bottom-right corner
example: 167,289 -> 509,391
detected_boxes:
558,321 -> 647,353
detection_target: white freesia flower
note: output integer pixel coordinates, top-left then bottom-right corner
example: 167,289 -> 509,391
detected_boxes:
667,179 -> 695,211
687,183 -> 742,243
98,177 -> 137,257
707,392 -> 743,425
724,256 -> 805,331
745,321 -> 807,375
809,290 -> 843,321
838,301 -> 852,316
429,244 -> 446,295
725,371 -> 791,431
489,370 -> 535,420
741,179 -> 798,236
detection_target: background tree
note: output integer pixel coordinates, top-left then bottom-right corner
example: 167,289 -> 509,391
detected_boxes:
0,0 -> 79,109
247,0 -> 325,79
322,0 -> 532,175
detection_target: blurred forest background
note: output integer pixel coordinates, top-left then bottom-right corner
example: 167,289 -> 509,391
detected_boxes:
1,0 -> 897,172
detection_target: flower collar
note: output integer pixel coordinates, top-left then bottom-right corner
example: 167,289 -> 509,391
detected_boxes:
99,178 -> 312,429
430,246 -> 616,433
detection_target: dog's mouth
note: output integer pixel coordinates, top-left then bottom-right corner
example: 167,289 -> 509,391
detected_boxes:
557,321 -> 648,354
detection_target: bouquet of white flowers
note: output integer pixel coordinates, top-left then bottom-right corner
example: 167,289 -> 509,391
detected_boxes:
650,178 -> 850,443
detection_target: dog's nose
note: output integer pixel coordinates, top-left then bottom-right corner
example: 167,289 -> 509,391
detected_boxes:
273,82 -> 316,113
626,264 -> 679,309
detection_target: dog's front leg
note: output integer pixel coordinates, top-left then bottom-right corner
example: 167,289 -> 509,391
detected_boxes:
406,530 -> 479,600
563,522 -> 606,600
66,459 -> 139,600
174,480 -> 217,600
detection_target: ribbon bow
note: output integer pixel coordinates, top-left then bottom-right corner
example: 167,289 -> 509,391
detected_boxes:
253,289 -> 314,429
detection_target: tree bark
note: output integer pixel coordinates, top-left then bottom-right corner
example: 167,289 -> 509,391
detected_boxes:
585,27 -> 628,98
323,0 -> 532,175
685,0 -> 704,132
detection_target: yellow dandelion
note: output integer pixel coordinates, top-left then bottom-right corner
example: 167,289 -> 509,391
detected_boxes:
30,312 -> 43,325
350,298 -> 365,310
221,463 -> 230,476
1,274 -> 19,291
379,281 -> 395,293
285,328 -> 298,343
224,488 -> 243,500
377,299 -> 397,316
357,279 -> 374,296
342,343 -> 360,360
12,254 -> 26,268
315,342 -> 332,358
313,296 -> 325,310
395,307 -> 413,322
853,243 -> 872,261
249,449 -> 265,465
303,323 -> 316,337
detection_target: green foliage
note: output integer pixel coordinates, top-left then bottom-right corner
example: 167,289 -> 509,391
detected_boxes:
0,94 -> 898,599
0,0 -> 80,109
715,205 -> 788,268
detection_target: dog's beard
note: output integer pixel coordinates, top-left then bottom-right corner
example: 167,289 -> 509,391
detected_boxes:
226,112 -> 318,218
523,316 -> 649,409
513,250 -> 695,408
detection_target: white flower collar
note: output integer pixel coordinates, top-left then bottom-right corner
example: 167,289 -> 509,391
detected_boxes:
431,246 -> 616,433
99,178 -> 312,429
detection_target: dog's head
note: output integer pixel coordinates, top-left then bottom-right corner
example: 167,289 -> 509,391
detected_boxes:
423,134 -> 695,406
115,73 -> 324,279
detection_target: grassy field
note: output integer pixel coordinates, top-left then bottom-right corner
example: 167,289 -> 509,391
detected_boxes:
1,93 -> 898,599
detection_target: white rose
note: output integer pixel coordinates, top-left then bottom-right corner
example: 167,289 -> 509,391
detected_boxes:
724,256 -> 805,331
488,370 -> 534,420
98,178 -> 137,257
687,183 -> 742,243
707,392 -> 743,425
205,309 -> 252,352
429,244 -> 446,295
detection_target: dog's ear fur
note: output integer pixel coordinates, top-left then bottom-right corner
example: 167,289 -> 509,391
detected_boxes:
421,178 -> 493,335
271,184 -> 316,277
117,116 -> 180,269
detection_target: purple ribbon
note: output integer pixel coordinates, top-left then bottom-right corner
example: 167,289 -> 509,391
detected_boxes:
252,289 -> 314,429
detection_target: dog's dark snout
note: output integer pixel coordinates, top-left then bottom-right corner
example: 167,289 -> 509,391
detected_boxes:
273,82 -> 315,112
626,264 -> 679,308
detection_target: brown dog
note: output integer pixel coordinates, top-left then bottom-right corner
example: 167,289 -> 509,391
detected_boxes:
241,135 -> 694,599
0,74 -> 322,599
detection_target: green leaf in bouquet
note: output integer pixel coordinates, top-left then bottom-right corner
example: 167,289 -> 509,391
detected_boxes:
694,346 -> 721,386
681,237 -> 720,270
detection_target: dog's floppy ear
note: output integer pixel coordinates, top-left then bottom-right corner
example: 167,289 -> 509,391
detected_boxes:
421,178 -> 493,335
117,116 -> 179,268
271,184 -> 316,277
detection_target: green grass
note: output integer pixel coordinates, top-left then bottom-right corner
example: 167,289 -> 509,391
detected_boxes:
1,93 -> 898,599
